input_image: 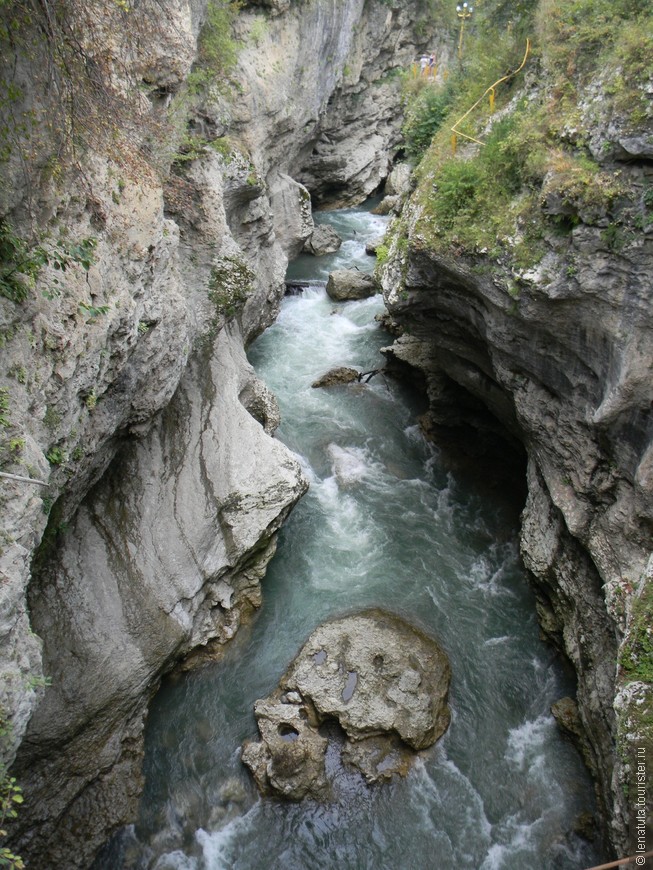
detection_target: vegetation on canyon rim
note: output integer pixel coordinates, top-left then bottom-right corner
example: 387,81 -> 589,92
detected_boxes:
0,712 -> 24,870
400,0 -> 653,267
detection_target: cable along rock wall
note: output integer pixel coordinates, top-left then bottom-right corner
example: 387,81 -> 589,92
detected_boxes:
0,0 -> 443,866
380,77 -> 653,857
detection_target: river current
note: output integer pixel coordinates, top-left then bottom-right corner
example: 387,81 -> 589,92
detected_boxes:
98,204 -> 601,869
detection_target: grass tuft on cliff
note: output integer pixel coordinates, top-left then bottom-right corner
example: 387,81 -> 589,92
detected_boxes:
619,579 -> 653,685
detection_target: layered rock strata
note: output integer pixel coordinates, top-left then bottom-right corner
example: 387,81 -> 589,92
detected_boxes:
380,144 -> 653,854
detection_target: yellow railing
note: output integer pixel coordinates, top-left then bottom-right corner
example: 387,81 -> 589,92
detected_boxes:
411,60 -> 438,79
450,38 -> 531,153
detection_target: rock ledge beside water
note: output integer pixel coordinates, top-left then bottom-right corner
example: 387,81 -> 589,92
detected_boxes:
241,609 -> 451,800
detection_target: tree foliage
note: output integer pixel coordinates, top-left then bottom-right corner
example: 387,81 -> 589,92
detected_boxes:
0,220 -> 96,303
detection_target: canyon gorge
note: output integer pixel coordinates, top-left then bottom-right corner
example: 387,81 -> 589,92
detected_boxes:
0,0 -> 650,866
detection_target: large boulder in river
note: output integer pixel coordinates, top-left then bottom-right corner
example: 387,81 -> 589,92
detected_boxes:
284,610 -> 451,750
311,366 -> 361,388
303,224 -> 342,256
241,609 -> 451,799
326,269 -> 379,301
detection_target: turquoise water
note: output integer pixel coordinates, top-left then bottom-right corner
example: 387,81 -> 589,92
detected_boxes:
97,204 -> 602,869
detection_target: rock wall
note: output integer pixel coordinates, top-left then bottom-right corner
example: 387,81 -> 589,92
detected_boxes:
380,86 -> 653,855
0,0 -> 442,865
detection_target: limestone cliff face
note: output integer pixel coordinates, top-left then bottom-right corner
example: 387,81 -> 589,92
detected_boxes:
381,63 -> 653,853
0,0 -> 439,865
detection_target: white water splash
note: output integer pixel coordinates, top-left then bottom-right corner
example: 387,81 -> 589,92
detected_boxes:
196,805 -> 261,869
152,851 -> 199,870
505,714 -> 557,771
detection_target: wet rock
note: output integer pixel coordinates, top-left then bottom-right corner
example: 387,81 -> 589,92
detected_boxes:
573,811 -> 598,842
285,280 -> 312,295
551,696 -> 583,736
341,734 -> 413,783
303,224 -> 342,256
311,367 -> 361,388
371,195 -> 400,216
242,609 -> 451,799
241,696 -> 329,800
365,236 -> 384,256
218,777 -> 248,805
375,311 -> 402,336
551,696 -> 596,775
326,269 -> 379,301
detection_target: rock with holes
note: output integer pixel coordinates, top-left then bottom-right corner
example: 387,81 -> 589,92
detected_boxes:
241,608 -> 451,797
241,694 -> 328,801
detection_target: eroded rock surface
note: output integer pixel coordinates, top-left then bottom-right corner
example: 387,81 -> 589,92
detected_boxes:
242,609 -> 451,798
0,0 -> 444,863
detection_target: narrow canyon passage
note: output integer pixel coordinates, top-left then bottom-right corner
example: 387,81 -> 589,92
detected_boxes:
97,204 -> 603,870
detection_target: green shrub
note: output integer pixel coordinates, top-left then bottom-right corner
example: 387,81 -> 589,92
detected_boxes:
537,0 -> 652,82
375,244 -> 389,264
209,137 -> 235,161
619,580 -> 653,683
0,222 -> 42,303
0,710 -> 24,869
403,83 -> 454,159
197,1 -> 240,78
431,160 -> 485,229
0,389 -> 8,429
0,222 -> 96,304
46,446 -> 66,465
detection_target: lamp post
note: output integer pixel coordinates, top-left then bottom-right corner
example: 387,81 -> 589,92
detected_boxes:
456,2 -> 473,60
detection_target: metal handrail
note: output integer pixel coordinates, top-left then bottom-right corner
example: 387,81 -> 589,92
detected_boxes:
450,38 -> 531,151
0,470 -> 49,486
584,850 -> 653,870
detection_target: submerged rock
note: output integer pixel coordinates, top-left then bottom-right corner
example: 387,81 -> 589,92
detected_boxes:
326,269 -> 379,301
303,224 -> 343,256
242,609 -> 451,799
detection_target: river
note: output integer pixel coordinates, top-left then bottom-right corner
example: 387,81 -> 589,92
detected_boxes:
96,203 -> 602,869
